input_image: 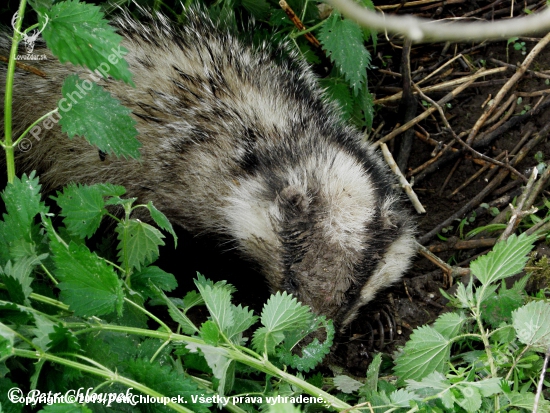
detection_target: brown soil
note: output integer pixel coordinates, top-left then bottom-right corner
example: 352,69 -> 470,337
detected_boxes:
325,0 -> 550,375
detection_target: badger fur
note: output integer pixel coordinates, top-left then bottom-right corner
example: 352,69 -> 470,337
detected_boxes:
0,9 -> 416,329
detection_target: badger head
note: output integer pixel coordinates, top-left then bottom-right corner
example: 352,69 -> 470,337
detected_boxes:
223,144 -> 416,330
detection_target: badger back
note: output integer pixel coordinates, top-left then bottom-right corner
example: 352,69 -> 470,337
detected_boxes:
0,9 -> 416,329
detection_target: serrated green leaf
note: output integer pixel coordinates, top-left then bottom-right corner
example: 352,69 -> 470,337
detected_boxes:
433,312 -> 466,339
406,372 -> 453,408
481,282 -> 524,328
186,342 -> 233,394
182,289 -> 204,310
226,304 -> 258,344
470,233 -> 536,286
504,391 -> 550,412
334,375 -> 363,393
116,220 -> 165,272
364,353 -> 382,393
47,323 -> 81,353
42,0 -> 132,83
389,388 -> 420,408
252,291 -> 312,355
513,300 -> 550,350
0,301 -> 35,325
0,254 -> 46,305
200,320 -> 220,346
124,358 -> 211,413
48,226 -> 123,317
318,14 -> 371,95
456,386 -> 482,413
252,327 -> 285,355
460,378 -> 502,397
394,326 -> 451,381
148,284 -> 198,335
195,278 -> 234,335
146,201 -> 178,247
131,265 -> 177,297
320,78 -> 354,120
0,322 -> 15,360
0,173 -> 47,264
276,317 -> 333,372
241,0 -> 270,19
52,183 -> 108,238
1,172 -> 46,230
261,291 -> 311,332
59,75 -> 140,158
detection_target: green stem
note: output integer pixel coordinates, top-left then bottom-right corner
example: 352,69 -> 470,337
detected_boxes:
12,108 -> 59,147
3,0 -> 28,183
289,19 -> 326,39
65,323 -> 355,412
41,263 -> 59,286
123,296 -> 170,332
13,349 -> 195,413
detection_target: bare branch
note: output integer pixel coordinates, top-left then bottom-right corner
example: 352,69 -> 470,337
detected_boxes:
326,0 -> 550,43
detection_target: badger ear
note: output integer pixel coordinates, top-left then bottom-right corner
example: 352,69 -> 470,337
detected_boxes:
277,186 -> 309,214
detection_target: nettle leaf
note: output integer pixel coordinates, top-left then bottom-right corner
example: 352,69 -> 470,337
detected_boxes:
59,75 -> 140,159
150,285 -> 197,335
334,375 -> 363,394
146,202 -> 178,247
513,300 -> 550,350
276,316 -> 333,372
481,282 -> 524,328
200,320 -> 221,346
364,353 -> 382,393
42,0 -> 132,83
124,358 -> 211,413
226,304 -> 257,344
1,172 -> 46,230
318,13 -> 371,95
406,372 -> 453,409
48,226 -> 123,317
433,312 -> 466,339
0,322 -> 15,360
252,291 -> 312,355
389,389 -> 421,408
504,391 -> 550,411
0,302 -> 35,325
470,233 -> 536,286
131,266 -> 177,297
116,220 -> 165,272
53,183 -> 113,239
186,342 -> 233,394
456,386 -> 482,413
48,323 -> 81,353
0,254 -> 47,305
0,172 -> 47,263
320,78 -> 354,121
394,325 -> 451,382
195,277 -> 234,335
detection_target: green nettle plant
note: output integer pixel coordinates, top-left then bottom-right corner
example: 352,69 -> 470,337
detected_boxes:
1,1 -> 550,412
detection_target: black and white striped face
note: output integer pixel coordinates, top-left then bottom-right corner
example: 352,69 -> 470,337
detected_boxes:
223,140 -> 416,329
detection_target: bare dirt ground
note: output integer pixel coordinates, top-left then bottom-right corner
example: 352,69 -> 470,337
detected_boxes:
327,0 -> 550,375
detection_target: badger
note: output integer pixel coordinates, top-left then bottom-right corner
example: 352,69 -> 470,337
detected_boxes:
0,8 -> 416,329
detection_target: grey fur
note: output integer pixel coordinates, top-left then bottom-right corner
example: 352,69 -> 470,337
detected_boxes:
0,9 -> 416,329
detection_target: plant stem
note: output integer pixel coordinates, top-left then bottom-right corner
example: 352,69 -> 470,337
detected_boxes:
13,349 -> 195,413
66,323 -> 356,411
3,0 -> 28,183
